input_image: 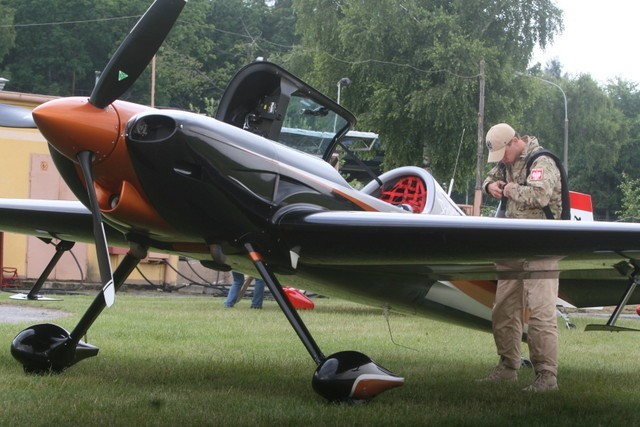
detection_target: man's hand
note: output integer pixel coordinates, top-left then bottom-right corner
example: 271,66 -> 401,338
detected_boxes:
487,181 -> 506,199
503,183 -> 517,199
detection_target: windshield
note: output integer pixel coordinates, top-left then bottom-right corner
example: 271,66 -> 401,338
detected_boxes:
278,93 -> 348,156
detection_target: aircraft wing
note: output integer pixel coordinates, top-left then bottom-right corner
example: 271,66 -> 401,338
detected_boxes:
277,211 -> 640,268
275,210 -> 640,290
0,199 -> 125,245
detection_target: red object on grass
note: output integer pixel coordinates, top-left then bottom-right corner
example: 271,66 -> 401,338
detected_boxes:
283,287 -> 314,310
636,305 -> 640,316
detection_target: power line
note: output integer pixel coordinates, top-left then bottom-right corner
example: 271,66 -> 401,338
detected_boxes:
301,48 -> 481,79
1,14 -> 480,80
0,15 -> 141,28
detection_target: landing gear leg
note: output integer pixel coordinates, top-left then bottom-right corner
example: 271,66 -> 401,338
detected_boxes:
244,242 -> 404,402
11,244 -> 148,373
556,306 -> 576,329
10,239 -> 75,301
586,260 -> 640,332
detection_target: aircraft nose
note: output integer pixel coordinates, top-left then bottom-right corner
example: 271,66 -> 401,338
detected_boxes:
32,97 -> 120,163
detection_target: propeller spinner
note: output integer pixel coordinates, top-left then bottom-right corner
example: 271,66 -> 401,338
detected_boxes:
32,0 -> 186,307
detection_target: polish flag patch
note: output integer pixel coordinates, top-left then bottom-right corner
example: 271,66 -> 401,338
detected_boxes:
530,168 -> 544,181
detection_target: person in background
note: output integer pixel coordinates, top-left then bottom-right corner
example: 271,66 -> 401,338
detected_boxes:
224,271 -> 265,309
478,122 -> 563,392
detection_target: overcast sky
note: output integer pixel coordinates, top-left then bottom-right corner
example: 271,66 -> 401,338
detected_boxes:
530,0 -> 640,84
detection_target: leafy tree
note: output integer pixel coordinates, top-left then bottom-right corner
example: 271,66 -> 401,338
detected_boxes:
141,0 -> 219,109
156,0 -> 300,112
518,72 -> 640,220
3,0 -> 145,96
287,0 -> 562,191
617,172 -> 640,222
0,0 -> 299,109
607,79 -> 640,180
563,75 -> 626,219
263,0 -> 299,50
517,72 -> 568,161
0,0 -> 16,69
544,58 -> 563,79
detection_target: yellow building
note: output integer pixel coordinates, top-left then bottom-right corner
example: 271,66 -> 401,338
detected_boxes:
0,91 -> 178,287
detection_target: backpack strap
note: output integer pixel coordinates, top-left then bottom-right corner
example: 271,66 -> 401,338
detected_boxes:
495,162 -> 508,217
525,149 -> 570,220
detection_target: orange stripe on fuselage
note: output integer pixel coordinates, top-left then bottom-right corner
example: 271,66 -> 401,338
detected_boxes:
275,161 -> 380,212
448,280 -> 497,308
331,187 -> 379,211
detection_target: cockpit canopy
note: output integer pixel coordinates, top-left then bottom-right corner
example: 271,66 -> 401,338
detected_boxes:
216,61 -> 355,163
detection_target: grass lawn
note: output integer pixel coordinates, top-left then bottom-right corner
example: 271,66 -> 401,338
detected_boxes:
0,293 -> 639,426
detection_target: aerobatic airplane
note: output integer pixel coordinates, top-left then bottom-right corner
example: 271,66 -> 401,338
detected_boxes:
2,0 -> 640,403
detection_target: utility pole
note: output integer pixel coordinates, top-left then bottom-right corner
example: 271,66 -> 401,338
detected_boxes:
473,59 -> 485,216
150,55 -> 156,108
0,232 -> 3,286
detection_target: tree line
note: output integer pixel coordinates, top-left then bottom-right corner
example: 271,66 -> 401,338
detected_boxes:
1,0 -> 639,220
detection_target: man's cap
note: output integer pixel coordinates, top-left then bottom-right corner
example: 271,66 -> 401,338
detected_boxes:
486,123 -> 515,163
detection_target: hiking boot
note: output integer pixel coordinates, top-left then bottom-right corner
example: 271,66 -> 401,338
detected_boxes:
476,364 -> 517,383
522,371 -> 558,392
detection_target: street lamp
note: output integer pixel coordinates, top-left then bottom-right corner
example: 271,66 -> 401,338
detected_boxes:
516,72 -> 569,174
334,77 -> 352,132
336,77 -> 352,105
0,77 -> 9,91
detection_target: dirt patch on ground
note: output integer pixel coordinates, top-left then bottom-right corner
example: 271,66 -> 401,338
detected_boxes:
0,304 -> 71,323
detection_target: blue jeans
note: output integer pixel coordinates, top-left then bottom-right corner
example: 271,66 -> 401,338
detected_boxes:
224,271 -> 265,308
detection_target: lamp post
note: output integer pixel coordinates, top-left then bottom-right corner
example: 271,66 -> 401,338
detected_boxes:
516,72 -> 569,174
336,77 -> 352,105
334,77 -> 351,132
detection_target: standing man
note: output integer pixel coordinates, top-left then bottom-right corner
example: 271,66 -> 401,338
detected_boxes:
224,271 -> 265,309
479,123 -> 563,392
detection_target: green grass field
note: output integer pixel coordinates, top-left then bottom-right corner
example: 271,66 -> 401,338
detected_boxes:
1,293 -> 639,426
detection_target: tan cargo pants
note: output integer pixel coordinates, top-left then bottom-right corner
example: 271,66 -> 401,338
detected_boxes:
492,259 -> 559,376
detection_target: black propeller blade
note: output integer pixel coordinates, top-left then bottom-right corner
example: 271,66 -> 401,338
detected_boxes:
77,0 -> 185,306
77,151 -> 115,307
89,0 -> 186,109
0,104 -> 36,128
